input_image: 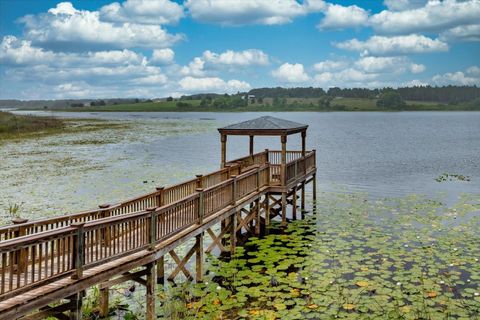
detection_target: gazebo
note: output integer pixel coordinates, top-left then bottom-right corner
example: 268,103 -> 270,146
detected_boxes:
218,116 -> 315,225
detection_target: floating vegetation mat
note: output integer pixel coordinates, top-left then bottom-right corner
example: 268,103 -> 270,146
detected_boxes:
157,192 -> 480,319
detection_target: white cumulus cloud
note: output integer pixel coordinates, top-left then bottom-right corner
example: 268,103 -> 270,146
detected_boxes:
313,60 -> 349,72
318,4 -> 369,30
19,2 -> 184,51
371,0 -> 480,34
354,56 -> 425,74
202,49 -> 269,66
440,24 -> 480,42
100,0 -> 184,25
272,63 -> 310,83
185,0 -> 325,26
335,34 -> 448,56
432,65 -> 480,85
383,0 -> 428,11
151,48 -> 175,64
178,76 -> 251,93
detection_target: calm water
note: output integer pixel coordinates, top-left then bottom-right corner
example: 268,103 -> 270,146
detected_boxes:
1,111 -> 479,221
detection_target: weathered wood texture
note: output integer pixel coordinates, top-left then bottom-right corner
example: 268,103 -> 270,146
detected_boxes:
0,149 -> 316,317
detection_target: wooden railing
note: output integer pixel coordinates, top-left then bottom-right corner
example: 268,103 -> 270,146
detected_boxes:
285,151 -> 316,184
225,150 -> 269,170
0,151 -> 316,299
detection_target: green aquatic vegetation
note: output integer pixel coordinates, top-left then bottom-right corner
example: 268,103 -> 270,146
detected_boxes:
436,173 -> 471,182
6,202 -> 23,219
161,192 -> 480,319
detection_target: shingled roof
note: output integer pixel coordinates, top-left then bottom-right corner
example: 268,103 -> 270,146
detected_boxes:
218,116 -> 308,136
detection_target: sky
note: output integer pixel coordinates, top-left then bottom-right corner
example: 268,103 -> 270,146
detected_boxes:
0,0 -> 479,100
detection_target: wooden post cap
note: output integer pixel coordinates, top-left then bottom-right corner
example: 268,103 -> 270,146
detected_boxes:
156,186 -> 164,191
195,174 -> 203,178
12,218 -> 29,224
98,204 -> 110,209
146,207 -> 157,212
195,188 -> 204,192
230,175 -> 237,178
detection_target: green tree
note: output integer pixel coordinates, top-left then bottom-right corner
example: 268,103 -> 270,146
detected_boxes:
377,91 -> 405,110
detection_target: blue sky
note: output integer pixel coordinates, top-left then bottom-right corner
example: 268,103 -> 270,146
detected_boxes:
0,0 -> 479,99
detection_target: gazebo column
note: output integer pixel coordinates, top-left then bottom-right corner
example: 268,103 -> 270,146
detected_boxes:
281,135 -> 287,226
221,134 -> 227,168
301,130 -> 306,215
249,135 -> 254,155
301,131 -> 306,157
281,135 -> 287,185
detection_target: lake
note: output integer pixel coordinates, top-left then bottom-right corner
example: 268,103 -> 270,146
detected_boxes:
1,111 -> 479,222
1,111 -> 479,318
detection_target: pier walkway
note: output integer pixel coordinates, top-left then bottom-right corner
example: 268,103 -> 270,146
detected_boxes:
0,116 -> 316,319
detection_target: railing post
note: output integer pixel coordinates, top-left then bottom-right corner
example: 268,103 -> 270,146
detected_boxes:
196,188 -> 204,224
256,165 -> 260,191
146,207 -> 157,251
294,160 -> 298,180
265,149 -> 269,163
98,204 -> 111,247
231,175 -> 237,205
195,174 -> 203,189
72,222 -> 85,279
265,162 -> 271,186
12,218 -> 28,274
156,187 -> 164,207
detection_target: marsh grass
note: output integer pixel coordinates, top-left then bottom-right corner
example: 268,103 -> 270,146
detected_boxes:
0,113 -> 130,143
0,111 -> 64,139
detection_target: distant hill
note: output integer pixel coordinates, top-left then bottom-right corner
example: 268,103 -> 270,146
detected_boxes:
2,85 -> 479,110
247,85 -> 480,104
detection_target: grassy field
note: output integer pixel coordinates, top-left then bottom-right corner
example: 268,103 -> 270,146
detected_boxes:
25,97 -> 478,112
0,111 -> 64,139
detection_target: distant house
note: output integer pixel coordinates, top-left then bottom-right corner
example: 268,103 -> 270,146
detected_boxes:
242,94 -> 256,104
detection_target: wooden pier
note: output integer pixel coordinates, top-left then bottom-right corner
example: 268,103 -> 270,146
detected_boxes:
0,116 -> 316,319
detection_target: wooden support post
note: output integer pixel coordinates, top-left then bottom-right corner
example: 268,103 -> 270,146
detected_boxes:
281,135 -> 287,186
12,218 -> 28,274
99,287 -> 109,318
231,175 -> 237,205
147,207 -> 157,251
98,204 -> 111,247
71,222 -> 85,280
301,131 -> 306,157
265,149 -> 269,163
265,193 -> 270,226
301,183 -> 306,216
197,188 -> 204,224
68,291 -> 84,320
256,166 -> 260,191
155,187 -> 164,207
157,256 -> 165,284
221,134 -> 227,168
145,262 -> 156,320
313,173 -> 317,202
230,213 -> 237,254
255,198 -> 260,235
281,192 -> 287,227
249,135 -> 254,155
195,233 -> 203,282
292,186 -> 297,220
195,174 -> 203,189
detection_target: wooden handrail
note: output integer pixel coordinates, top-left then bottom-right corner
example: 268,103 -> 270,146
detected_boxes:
0,151 -> 316,298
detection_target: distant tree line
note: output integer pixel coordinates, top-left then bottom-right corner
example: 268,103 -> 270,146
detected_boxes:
248,86 -> 480,104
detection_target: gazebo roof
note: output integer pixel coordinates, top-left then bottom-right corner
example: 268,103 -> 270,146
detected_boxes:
218,116 -> 308,136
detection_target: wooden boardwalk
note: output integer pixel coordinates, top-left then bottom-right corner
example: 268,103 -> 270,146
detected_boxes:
0,117 -> 317,319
